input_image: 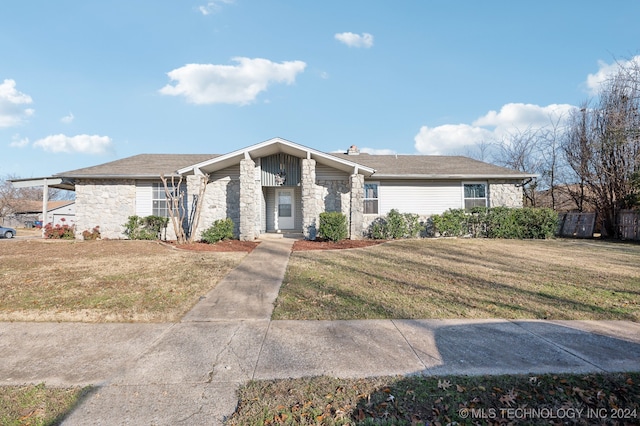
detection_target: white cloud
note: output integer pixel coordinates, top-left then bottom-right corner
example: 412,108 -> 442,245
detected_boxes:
9,134 -> 29,148
0,79 -> 34,128
335,32 -> 374,48
415,124 -> 494,155
33,134 -> 113,154
414,103 -> 575,155
159,57 -> 307,105
60,112 -> 74,124
585,56 -> 640,95
472,103 -> 574,130
198,0 -> 234,15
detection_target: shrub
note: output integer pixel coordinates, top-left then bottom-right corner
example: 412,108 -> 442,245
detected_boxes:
201,218 -> 235,243
369,209 -> 423,239
82,226 -> 101,241
123,215 -> 168,240
44,219 -> 75,240
318,212 -> 348,242
430,209 -> 468,237
431,207 -> 558,239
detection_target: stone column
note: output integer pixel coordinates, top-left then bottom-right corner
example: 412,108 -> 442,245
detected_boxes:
301,159 -> 317,240
239,158 -> 256,241
349,174 -> 364,240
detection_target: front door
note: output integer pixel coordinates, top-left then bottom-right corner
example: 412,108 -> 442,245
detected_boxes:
276,189 -> 294,230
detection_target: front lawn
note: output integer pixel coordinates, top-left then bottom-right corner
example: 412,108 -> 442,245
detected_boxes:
273,239 -> 640,321
229,372 -> 640,425
0,240 -> 246,322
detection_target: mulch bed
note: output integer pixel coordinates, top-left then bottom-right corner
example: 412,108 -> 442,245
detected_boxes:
162,240 -> 260,253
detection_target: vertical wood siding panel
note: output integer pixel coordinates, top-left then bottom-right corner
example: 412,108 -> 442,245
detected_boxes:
265,187 -> 275,231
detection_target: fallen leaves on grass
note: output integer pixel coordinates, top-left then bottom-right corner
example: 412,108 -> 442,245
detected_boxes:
230,373 -> 640,425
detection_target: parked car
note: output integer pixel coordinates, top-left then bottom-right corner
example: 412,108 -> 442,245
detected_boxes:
0,226 -> 16,239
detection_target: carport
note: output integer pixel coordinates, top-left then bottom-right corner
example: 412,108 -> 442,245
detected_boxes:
9,177 -> 76,237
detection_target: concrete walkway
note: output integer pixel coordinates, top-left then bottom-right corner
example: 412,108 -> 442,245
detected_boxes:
1,238 -> 639,425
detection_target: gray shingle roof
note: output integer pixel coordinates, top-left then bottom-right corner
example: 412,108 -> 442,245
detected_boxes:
56,154 -> 219,178
56,152 -> 532,179
332,153 -> 534,178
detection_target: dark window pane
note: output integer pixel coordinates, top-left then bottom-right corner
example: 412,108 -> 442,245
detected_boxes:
465,198 -> 486,211
464,184 -> 486,198
278,204 -> 292,217
364,200 -> 378,214
364,183 -> 378,199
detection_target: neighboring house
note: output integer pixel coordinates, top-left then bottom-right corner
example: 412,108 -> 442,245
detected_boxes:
7,200 -> 75,228
33,138 -> 535,240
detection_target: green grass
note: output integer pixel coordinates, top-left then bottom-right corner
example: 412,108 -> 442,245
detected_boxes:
0,384 -> 90,426
273,239 -> 640,321
228,372 -> 640,425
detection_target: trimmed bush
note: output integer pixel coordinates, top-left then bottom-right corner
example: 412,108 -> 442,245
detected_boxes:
319,212 -> 348,242
431,207 -> 558,239
201,218 -> 235,243
370,209 -> 423,239
430,209 -> 468,237
123,215 -> 168,240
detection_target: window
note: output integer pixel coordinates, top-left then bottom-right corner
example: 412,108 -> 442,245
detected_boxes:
153,183 -> 181,217
463,183 -> 487,211
364,182 -> 379,214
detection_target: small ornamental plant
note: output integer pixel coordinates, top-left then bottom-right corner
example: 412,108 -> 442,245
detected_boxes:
201,218 -> 235,243
82,226 -> 101,240
318,212 -> 348,242
44,218 -> 76,240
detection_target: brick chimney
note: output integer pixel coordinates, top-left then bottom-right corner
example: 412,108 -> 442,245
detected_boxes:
347,145 -> 360,155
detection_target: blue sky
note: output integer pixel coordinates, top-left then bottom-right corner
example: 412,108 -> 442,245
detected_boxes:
2,0 -> 639,178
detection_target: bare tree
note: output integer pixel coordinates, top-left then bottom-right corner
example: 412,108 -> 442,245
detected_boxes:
562,59 -> 640,237
161,172 -> 209,244
538,116 -> 569,210
493,127 -> 543,206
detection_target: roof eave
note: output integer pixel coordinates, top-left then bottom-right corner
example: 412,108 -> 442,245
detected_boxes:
370,173 -> 538,180
178,137 -> 375,176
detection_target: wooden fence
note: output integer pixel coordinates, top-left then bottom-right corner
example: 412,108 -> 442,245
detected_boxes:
618,210 -> 640,241
557,212 -> 596,238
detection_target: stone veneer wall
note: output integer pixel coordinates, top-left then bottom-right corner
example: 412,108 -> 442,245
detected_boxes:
349,174 -> 364,239
74,179 -> 136,239
301,159 -> 318,239
489,180 -> 524,208
239,158 -> 257,241
192,176 -> 240,240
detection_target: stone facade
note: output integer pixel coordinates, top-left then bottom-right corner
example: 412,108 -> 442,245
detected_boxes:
349,174 -> 364,239
74,179 -> 136,239
489,180 -> 523,208
301,159 -> 318,239
238,158 -> 257,241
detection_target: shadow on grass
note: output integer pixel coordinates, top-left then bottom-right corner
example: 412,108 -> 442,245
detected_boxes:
231,321 -> 640,425
49,385 -> 97,425
275,239 -> 640,321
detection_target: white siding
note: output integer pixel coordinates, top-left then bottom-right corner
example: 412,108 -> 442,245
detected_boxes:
378,180 -> 463,215
135,182 -> 153,216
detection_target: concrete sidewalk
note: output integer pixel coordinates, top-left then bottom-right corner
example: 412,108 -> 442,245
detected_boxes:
1,238 -> 639,425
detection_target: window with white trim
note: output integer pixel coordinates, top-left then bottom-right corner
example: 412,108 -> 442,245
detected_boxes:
463,183 -> 487,211
152,183 -> 180,217
364,182 -> 379,214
